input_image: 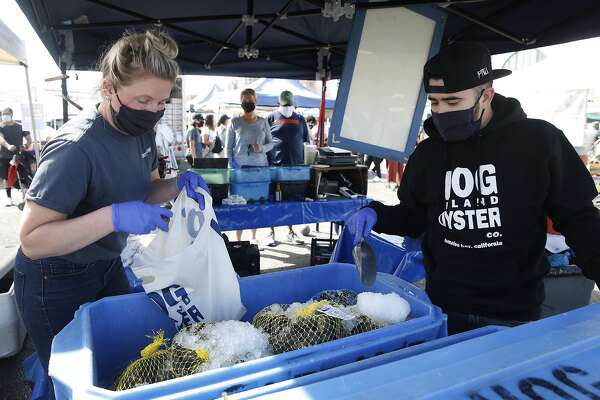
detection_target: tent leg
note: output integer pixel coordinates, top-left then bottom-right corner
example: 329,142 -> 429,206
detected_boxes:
318,78 -> 328,147
61,63 -> 69,124
22,64 -> 40,162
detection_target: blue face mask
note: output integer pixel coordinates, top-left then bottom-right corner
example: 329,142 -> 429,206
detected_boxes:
431,90 -> 484,142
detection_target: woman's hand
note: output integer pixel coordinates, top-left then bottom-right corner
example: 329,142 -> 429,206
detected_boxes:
177,171 -> 209,208
112,201 -> 173,234
250,144 -> 262,152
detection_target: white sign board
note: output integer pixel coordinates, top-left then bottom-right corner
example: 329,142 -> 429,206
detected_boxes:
329,5 -> 445,161
20,103 -> 45,132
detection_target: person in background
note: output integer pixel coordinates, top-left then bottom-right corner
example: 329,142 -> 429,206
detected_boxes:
0,107 -> 32,206
201,114 -> 217,158
306,115 -> 318,145
185,113 -> 204,167
386,159 -> 404,190
216,114 -> 230,158
365,155 -> 383,180
266,90 -> 309,246
226,88 -> 273,245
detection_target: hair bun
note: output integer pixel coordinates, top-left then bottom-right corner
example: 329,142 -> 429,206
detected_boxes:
144,30 -> 178,60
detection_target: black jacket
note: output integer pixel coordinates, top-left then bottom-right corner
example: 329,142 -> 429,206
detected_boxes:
370,94 -> 600,321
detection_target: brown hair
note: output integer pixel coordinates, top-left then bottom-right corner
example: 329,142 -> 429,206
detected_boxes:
99,30 -> 180,90
205,115 -> 215,130
240,88 -> 257,103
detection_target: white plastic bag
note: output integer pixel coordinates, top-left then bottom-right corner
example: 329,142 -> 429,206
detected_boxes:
131,189 -> 245,329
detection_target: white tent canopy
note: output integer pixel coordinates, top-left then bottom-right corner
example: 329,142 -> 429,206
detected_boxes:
188,84 -> 224,112
220,78 -> 336,109
0,19 -> 26,65
0,19 -> 40,160
494,41 -> 600,148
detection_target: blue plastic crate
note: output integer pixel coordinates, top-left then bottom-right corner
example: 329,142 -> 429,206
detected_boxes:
230,182 -> 270,202
271,166 -> 311,182
50,263 -> 446,399
226,326 -> 506,400
230,167 -> 271,183
252,303 -> 600,400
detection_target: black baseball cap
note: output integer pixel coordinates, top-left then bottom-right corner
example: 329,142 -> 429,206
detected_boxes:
193,113 -> 204,121
423,42 -> 511,94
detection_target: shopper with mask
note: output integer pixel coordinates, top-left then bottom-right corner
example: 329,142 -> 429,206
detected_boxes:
186,113 -> 204,167
202,114 -> 218,158
14,30 -> 208,392
345,42 -> 600,334
216,114 -> 230,158
0,107 -> 32,206
265,90 -> 309,246
226,88 -> 273,243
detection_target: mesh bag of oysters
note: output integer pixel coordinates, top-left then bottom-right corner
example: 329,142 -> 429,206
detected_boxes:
252,289 -> 411,354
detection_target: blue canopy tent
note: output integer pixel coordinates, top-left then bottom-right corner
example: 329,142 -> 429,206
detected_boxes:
220,78 -> 336,109
15,0 -> 600,125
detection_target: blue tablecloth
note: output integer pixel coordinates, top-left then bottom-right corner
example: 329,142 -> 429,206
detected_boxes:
214,198 -> 370,231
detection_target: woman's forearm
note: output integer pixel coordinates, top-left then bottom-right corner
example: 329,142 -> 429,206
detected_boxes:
147,177 -> 179,204
20,205 -> 114,260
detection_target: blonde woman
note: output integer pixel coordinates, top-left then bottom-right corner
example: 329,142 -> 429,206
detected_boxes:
13,30 -> 207,390
226,88 -> 273,243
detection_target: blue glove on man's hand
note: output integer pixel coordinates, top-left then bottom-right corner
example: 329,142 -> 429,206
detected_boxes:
345,208 -> 377,246
177,171 -> 209,209
112,201 -> 173,234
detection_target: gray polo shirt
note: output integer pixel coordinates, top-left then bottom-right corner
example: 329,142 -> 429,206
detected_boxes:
26,106 -> 158,264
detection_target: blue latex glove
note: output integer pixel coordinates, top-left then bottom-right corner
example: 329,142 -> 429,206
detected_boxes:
112,201 -> 173,234
230,159 -> 240,169
177,171 -> 209,209
345,208 -> 377,246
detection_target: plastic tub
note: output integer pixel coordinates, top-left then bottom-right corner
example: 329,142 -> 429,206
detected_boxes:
541,265 -> 595,317
230,182 -> 270,202
278,181 -> 308,201
271,166 -> 311,182
50,263 -> 447,399
229,167 -> 271,183
0,254 -> 26,358
227,325 -> 507,399
190,168 -> 229,185
255,303 -> 600,400
208,183 -> 229,205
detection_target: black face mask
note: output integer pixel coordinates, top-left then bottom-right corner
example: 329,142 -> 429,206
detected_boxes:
431,90 -> 484,142
241,102 -> 256,113
111,93 -> 165,137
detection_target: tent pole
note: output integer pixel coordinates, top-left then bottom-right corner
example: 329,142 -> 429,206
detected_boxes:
61,63 -> 69,124
318,78 -> 327,147
22,63 -> 40,162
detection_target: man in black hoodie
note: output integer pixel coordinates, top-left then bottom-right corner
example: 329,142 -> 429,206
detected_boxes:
346,42 -> 600,334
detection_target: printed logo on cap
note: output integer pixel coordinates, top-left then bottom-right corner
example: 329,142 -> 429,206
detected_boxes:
476,67 -> 490,79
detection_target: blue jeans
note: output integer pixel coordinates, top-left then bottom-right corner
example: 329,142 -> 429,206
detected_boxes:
447,311 -> 530,335
13,248 -> 130,398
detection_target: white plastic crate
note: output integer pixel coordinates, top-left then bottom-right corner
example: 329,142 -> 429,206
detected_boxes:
0,252 -> 26,358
